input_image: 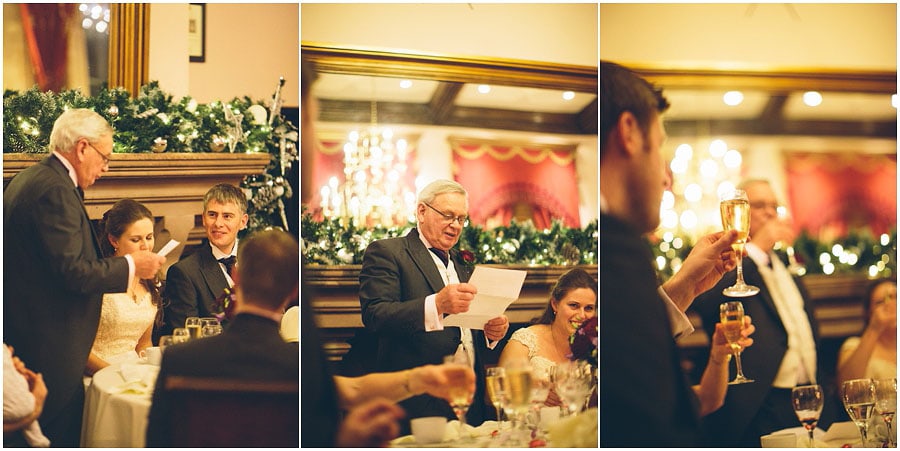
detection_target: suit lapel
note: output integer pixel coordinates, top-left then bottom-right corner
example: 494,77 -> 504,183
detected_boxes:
198,245 -> 230,311
45,156 -> 102,258
404,229 -> 446,292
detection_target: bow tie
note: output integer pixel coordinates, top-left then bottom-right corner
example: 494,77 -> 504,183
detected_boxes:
429,248 -> 449,267
218,255 -> 236,276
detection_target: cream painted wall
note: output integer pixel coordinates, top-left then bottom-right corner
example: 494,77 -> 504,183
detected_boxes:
600,3 -> 896,71
301,3 -> 597,67
149,4 -> 190,98
186,3 -> 299,106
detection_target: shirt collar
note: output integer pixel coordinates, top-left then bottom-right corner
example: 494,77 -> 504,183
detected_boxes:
52,151 -> 79,188
745,242 -> 770,267
210,238 -> 238,260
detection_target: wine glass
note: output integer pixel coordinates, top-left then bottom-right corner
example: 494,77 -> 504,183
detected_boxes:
528,366 -> 552,436
874,378 -> 897,447
791,384 -> 824,447
720,189 -> 760,297
553,360 -> 593,416
185,317 -> 201,339
776,206 -> 807,276
172,327 -> 190,344
201,324 -> 223,337
485,367 -> 507,431
842,378 -> 876,447
443,353 -> 474,442
719,301 -> 754,384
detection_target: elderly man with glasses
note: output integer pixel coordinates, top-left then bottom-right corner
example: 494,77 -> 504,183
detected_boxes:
357,178 -> 510,435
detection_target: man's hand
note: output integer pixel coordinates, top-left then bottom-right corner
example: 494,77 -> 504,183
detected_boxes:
130,250 -> 166,279
335,398 -> 405,447
661,230 -> 739,312
435,283 -> 477,315
749,218 -> 795,253
483,315 -> 509,341
867,298 -> 897,335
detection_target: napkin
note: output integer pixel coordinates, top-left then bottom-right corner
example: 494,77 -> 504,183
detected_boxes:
548,408 -> 597,448
115,364 -> 158,395
390,420 -> 498,446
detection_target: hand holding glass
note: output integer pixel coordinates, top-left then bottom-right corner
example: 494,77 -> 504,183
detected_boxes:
720,189 -> 759,297
842,378 -> 876,447
791,384 -> 824,447
719,301 -> 753,384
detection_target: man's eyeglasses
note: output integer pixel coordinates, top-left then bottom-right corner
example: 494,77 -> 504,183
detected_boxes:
86,141 -> 111,166
423,202 -> 469,227
749,201 -> 779,211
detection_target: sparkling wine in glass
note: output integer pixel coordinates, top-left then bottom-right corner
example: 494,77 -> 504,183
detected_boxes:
443,353 -> 474,442
502,359 -> 534,444
719,301 -> 754,384
791,384 -> 824,447
720,189 -> 760,297
485,367 -> 507,431
185,317 -> 201,339
874,378 -> 897,447
842,378 -> 876,447
776,206 -> 807,276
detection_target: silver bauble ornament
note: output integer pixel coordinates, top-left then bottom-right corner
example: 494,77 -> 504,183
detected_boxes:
151,137 -> 168,153
107,105 -> 119,117
209,135 -> 226,152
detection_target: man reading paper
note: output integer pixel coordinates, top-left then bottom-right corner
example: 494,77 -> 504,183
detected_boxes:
358,179 -> 510,434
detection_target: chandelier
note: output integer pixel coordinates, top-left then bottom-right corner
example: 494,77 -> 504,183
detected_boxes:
319,101 -> 417,227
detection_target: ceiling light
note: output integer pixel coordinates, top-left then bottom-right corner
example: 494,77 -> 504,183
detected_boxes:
399,80 -> 412,89
803,91 -> 823,107
709,139 -> 727,158
892,94 -> 898,109
477,85 -> 491,94
562,91 -> 575,101
723,91 -> 744,106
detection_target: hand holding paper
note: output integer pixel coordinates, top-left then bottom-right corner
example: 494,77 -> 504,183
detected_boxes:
443,266 -> 526,330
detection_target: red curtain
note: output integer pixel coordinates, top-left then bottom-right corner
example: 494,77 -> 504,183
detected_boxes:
785,152 -> 896,239
21,4 -> 75,92
451,140 -> 581,229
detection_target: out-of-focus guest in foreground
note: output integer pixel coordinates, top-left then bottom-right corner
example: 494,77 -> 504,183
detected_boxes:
837,278 -> 897,384
4,345 -> 50,447
4,108 -> 165,446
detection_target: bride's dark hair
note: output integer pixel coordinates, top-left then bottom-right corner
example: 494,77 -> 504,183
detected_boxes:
98,199 -> 164,324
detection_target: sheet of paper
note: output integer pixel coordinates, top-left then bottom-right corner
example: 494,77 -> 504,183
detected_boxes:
443,266 -> 526,330
156,239 -> 180,257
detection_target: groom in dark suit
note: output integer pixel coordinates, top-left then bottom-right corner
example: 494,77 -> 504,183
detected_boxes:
3,108 -> 165,446
358,179 -> 510,434
162,183 -> 248,338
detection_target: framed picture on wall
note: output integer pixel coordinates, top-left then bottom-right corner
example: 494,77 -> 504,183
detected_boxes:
188,3 -> 205,62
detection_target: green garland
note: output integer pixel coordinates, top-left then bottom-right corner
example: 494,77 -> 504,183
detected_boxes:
3,82 -> 299,233
650,228 -> 897,280
301,209 -> 598,266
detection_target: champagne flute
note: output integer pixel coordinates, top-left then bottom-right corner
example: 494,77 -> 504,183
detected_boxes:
443,353 -> 474,442
185,317 -> 201,339
874,378 -> 897,447
719,301 -> 754,384
791,384 -> 824,447
842,378 -> 876,447
485,367 -> 507,431
502,358 -> 534,444
776,206 -> 806,276
720,189 -> 760,297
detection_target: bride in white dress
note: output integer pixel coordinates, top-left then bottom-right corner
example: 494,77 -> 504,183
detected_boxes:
84,199 -> 161,377
498,268 -> 596,406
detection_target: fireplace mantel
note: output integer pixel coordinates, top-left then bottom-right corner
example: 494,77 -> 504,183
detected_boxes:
4,152 -> 271,265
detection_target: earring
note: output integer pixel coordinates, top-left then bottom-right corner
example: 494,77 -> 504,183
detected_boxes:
552,310 -> 557,316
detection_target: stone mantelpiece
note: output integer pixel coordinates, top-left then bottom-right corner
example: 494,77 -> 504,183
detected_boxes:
4,152 -> 272,268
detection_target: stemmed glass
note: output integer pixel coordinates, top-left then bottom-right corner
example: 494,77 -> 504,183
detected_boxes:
874,378 -> 897,447
553,360 -> 593,416
776,206 -> 807,276
841,378 -> 877,447
528,366 -> 552,436
485,367 -> 507,431
720,189 -> 760,297
501,358 -> 534,444
443,353 -> 474,442
719,301 -> 754,384
791,384 -> 824,447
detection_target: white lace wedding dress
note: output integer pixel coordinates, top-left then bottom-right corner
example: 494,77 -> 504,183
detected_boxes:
508,327 -> 558,378
90,292 -> 157,364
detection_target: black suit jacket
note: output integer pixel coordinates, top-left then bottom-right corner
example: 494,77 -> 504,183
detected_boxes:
161,241 -> 231,338
146,313 -> 299,447
3,155 -> 129,445
600,214 -> 704,446
690,252 -> 821,445
358,228 -> 494,431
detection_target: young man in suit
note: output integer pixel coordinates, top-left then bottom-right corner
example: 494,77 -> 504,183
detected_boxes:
3,108 -> 164,446
358,179 -> 510,434
146,229 -> 300,446
162,183 -> 248,338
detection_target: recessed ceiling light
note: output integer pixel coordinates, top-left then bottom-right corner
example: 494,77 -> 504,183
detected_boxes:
723,91 -> 743,106
399,80 -> 413,89
477,85 -> 491,94
803,91 -> 823,107
562,91 -> 575,101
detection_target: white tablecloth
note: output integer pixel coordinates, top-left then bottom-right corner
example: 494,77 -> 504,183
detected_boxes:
81,362 -> 159,447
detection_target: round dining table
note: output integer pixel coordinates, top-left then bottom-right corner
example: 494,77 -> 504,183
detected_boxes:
80,361 -> 159,447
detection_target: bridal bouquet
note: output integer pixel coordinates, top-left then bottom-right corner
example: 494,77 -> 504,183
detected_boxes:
568,316 -> 597,368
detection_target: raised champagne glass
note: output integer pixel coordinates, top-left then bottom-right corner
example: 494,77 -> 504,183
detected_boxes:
842,378 -> 877,447
791,384 -> 824,447
719,301 -> 754,384
720,189 -> 760,297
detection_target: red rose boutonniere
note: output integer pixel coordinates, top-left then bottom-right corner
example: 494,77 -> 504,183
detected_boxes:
213,286 -> 237,322
458,249 -> 476,267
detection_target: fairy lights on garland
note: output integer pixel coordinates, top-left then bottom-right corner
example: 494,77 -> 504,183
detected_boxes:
3,81 -> 298,233
301,209 -> 598,266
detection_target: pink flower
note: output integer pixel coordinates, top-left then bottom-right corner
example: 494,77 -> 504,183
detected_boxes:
569,316 -> 598,368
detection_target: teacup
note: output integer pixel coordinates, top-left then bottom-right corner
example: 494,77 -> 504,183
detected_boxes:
139,346 -> 162,365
